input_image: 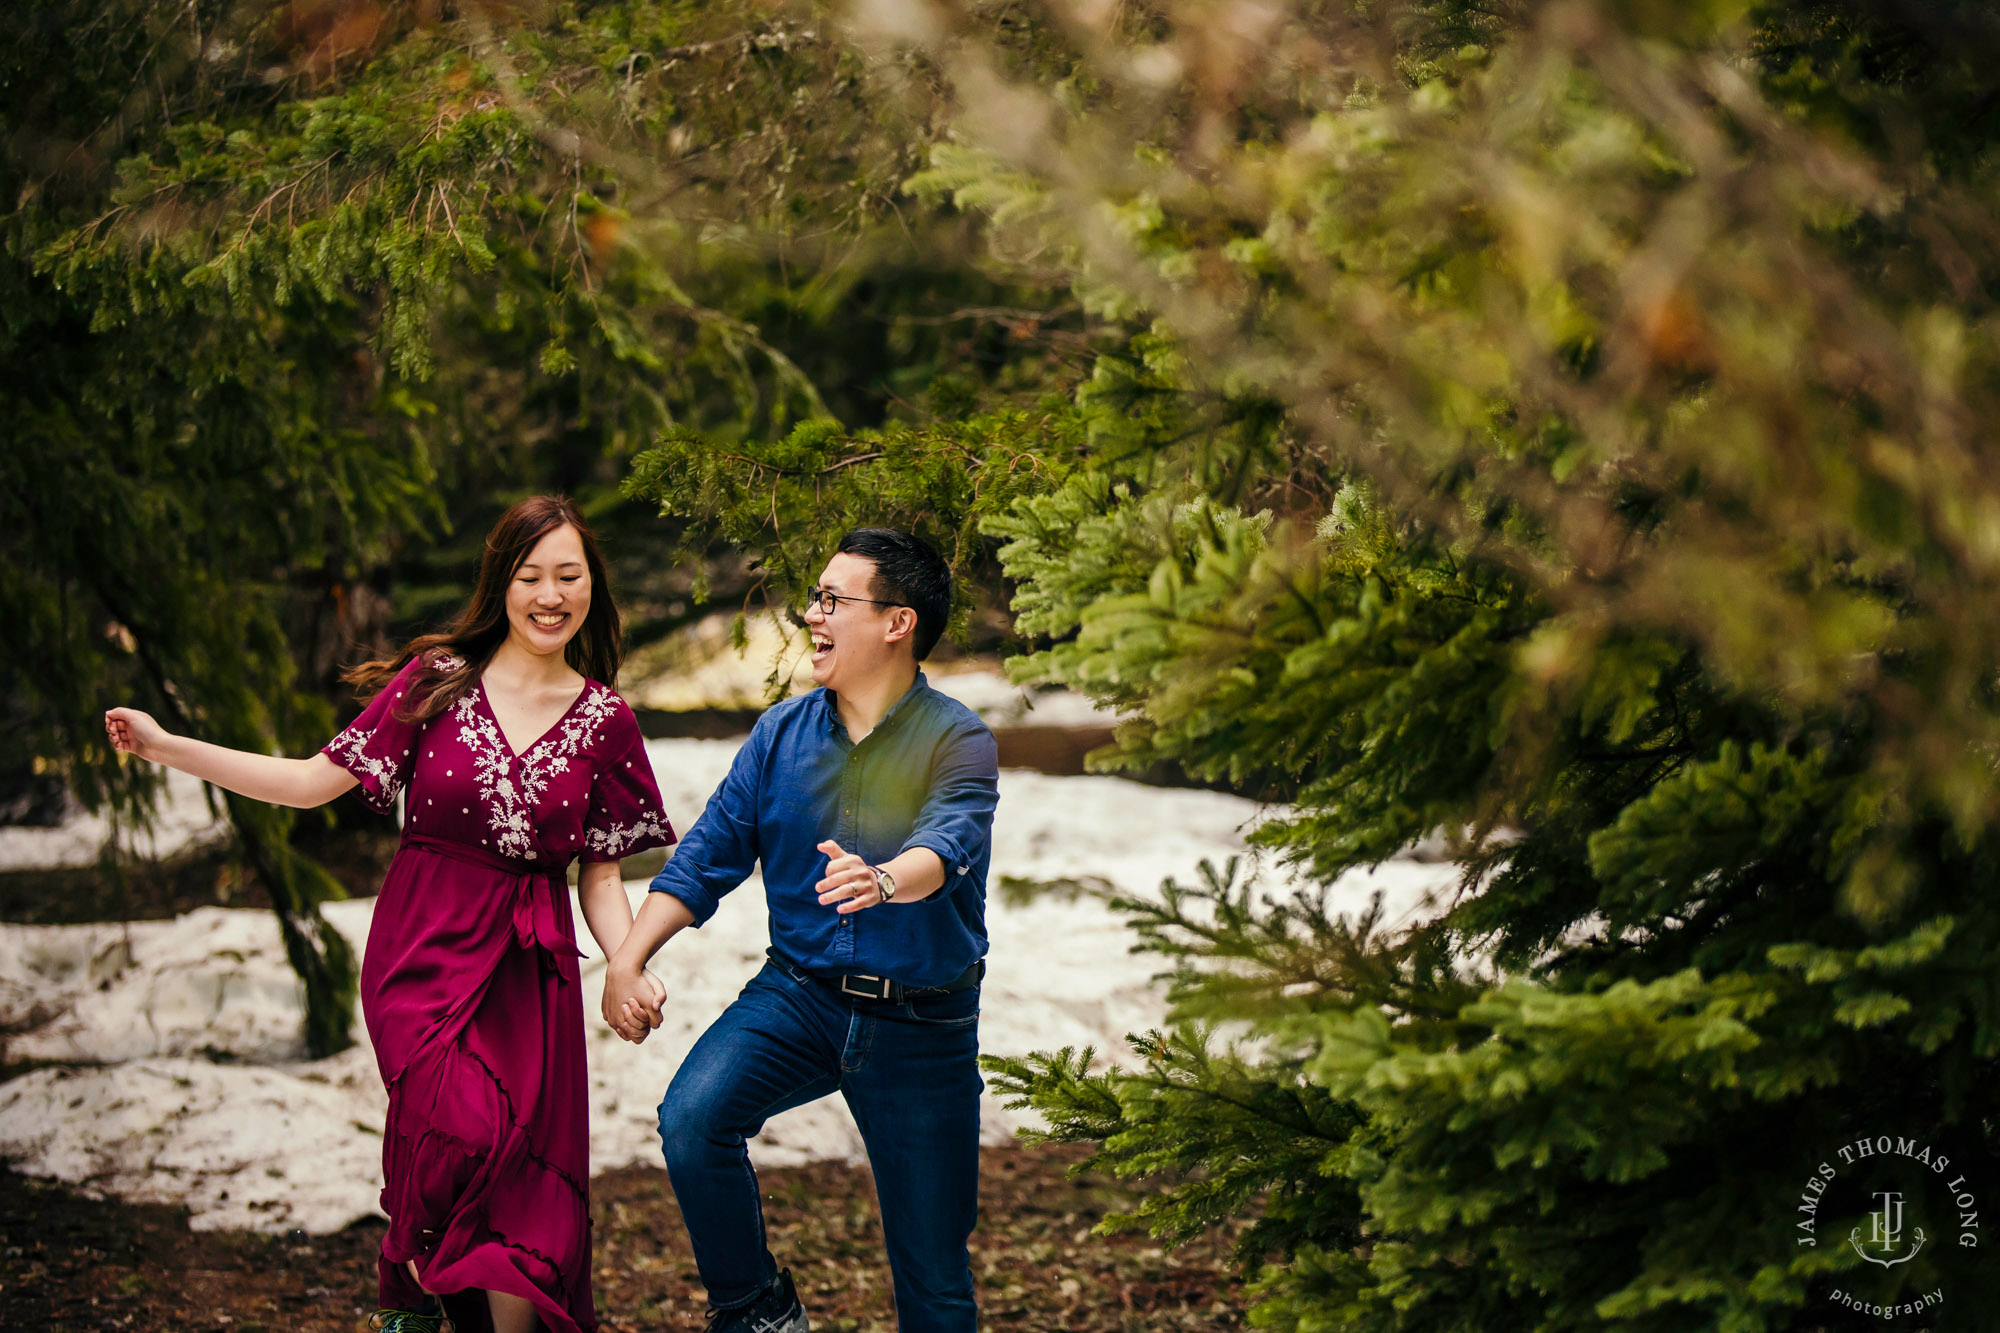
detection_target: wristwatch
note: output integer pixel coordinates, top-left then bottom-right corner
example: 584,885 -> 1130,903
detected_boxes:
871,865 -> 898,903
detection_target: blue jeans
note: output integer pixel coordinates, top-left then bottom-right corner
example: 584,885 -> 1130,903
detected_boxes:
657,958 -> 982,1332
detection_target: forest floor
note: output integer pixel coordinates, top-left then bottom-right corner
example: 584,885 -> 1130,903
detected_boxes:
0,1142 -> 1251,1332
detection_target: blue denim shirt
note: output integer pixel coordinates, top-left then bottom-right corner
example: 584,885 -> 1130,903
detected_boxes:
649,671 -> 1000,988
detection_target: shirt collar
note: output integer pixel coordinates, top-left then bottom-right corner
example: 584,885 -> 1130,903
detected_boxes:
816,669 -> 931,739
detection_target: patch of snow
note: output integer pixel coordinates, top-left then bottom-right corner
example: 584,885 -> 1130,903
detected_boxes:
0,737 -> 1459,1234
1,902 -> 375,1066
622,612 -> 812,713
0,920 -> 135,1034
0,767 -> 229,872
925,667 -> 1125,731
0,1052 -> 384,1232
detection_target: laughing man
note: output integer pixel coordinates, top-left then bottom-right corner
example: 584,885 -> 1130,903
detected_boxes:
602,528 -> 1000,1333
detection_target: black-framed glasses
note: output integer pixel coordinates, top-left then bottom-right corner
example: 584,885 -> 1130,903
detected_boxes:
803,585 -> 908,616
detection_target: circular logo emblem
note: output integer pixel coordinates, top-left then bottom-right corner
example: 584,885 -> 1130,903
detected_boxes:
1796,1134 -> 1980,1319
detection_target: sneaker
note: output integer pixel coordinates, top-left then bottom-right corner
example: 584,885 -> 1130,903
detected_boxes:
368,1306 -> 450,1332
705,1267 -> 809,1333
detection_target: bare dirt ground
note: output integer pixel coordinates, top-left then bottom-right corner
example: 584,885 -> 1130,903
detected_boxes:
0,1143 -> 1249,1332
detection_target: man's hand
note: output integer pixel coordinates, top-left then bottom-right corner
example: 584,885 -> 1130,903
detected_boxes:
602,962 -> 665,1043
816,839 -> 884,914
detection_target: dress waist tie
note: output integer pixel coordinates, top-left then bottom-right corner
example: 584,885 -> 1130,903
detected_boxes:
400,834 -> 583,981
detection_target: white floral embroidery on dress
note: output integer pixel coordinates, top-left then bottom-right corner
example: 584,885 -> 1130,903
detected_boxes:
453,694 -> 535,860
584,815 -> 672,860
325,726 -> 407,812
455,682 -> 621,862
327,656 -> 465,815
526,688 -> 620,781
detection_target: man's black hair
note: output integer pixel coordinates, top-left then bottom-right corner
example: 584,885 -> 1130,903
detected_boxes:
835,528 -> 952,661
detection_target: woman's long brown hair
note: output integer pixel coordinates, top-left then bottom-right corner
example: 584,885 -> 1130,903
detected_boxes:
342,495 -> 624,723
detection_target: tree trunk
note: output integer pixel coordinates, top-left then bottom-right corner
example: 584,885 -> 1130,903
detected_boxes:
225,794 -> 357,1059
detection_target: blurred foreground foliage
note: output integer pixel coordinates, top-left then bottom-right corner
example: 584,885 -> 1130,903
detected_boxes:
12,0 -> 2000,1321
624,0 -> 2000,1326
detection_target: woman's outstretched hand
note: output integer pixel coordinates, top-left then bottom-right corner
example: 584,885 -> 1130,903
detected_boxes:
104,707 -> 171,763
100,709 -> 355,808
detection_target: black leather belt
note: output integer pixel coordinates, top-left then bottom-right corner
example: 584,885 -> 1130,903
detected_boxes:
769,948 -> 985,1003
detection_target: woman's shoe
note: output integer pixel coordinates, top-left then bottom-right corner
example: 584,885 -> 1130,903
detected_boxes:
368,1306 -> 451,1332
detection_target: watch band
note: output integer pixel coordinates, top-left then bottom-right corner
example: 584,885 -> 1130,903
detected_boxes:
872,865 -> 897,903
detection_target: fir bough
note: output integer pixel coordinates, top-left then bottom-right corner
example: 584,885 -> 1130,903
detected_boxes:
625,7 -> 2000,1317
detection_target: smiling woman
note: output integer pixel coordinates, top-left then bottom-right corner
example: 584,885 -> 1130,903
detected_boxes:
101,495 -> 677,1333
342,497 -> 625,731
511,526 -> 589,662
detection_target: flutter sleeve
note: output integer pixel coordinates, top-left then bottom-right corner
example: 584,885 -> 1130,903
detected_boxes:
581,697 -> 677,863
320,656 -> 430,815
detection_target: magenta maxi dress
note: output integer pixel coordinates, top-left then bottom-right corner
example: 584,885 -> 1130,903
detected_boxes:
322,653 -> 675,1333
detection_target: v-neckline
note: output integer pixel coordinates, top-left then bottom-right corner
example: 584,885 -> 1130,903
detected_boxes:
476,676 -> 593,760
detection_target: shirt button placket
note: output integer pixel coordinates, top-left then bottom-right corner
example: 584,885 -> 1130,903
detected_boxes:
837,749 -> 861,960
843,750 -> 861,845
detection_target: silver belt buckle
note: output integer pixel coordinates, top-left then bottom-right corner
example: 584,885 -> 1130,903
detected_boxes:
840,973 -> 888,1000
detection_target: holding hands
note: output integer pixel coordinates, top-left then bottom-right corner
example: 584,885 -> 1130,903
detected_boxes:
592,837 -> 909,1052
816,840 -> 885,914
592,884 -> 698,1049
603,963 -> 666,1044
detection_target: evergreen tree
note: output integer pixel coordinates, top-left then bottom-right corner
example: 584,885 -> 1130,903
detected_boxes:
4,0 -> 1067,1049
632,0 -> 2000,1325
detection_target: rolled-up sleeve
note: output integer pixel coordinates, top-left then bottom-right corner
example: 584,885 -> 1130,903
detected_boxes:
899,721 -> 999,897
648,718 -> 768,926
